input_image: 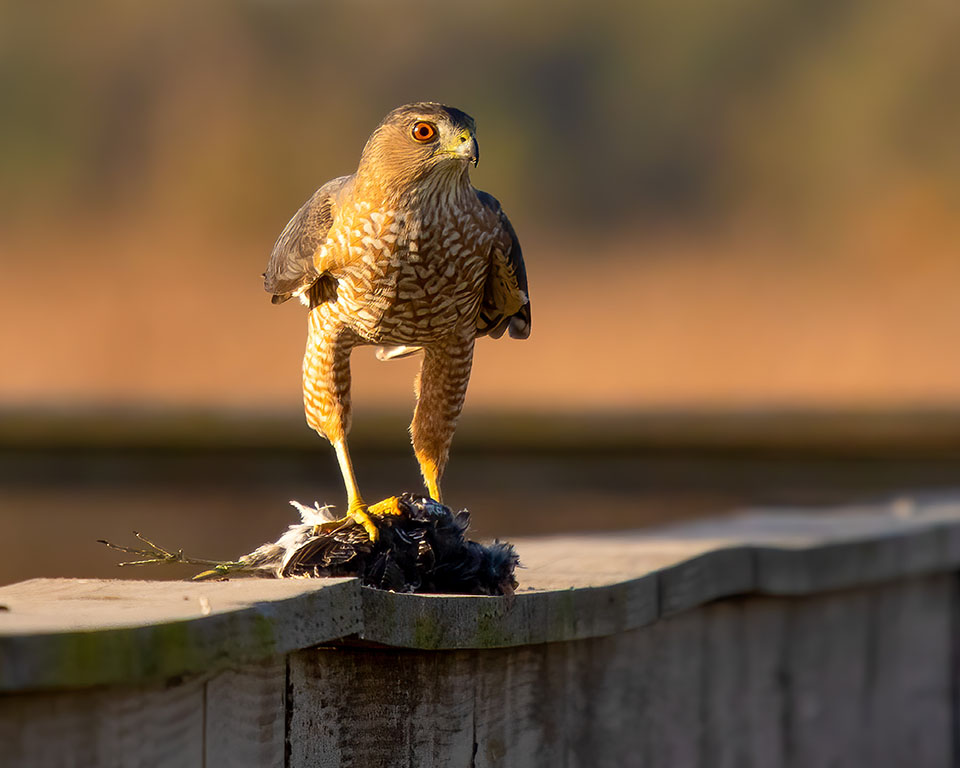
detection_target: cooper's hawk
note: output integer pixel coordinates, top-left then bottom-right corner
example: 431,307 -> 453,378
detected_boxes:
264,103 -> 530,540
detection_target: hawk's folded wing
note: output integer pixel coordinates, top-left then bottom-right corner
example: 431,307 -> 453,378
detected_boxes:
475,190 -> 531,339
263,175 -> 351,305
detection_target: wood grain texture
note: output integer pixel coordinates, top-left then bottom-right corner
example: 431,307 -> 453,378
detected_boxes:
358,499 -> 960,649
737,598 -> 790,766
204,657 -> 287,768
284,575 -> 955,768
0,673 -> 206,767
288,647 -> 478,768
4,499 -> 960,697
860,574 -> 953,766
358,575 -> 658,650
2,513 -> 958,767
656,546 -> 755,616
0,577 -> 360,692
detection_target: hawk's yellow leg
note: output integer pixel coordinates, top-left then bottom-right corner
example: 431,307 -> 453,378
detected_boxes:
416,454 -> 443,503
331,438 -> 380,541
309,438 -> 380,541
316,440 -> 405,540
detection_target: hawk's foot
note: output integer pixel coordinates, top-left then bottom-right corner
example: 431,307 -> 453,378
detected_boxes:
347,500 -> 381,543
368,496 -> 405,517
311,499 -> 381,542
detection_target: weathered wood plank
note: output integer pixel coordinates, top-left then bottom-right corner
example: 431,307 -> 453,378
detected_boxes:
359,501 -> 960,650
643,610 -> 706,768
663,503 -> 959,594
854,575 -> 953,767
287,647 -> 477,768
358,576 -> 658,650
4,499 -> 960,698
563,628 -> 652,768
3,573 -> 953,767
284,575 -> 958,768
753,528 -> 944,595
0,673 -> 206,767
204,657 -> 287,768
781,587 -> 874,766
737,598 -> 789,767
699,599 -> 752,768
657,545 -> 755,616
0,578 -> 360,692
471,645 -> 567,767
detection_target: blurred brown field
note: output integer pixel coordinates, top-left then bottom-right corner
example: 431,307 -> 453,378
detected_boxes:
1,0 -> 959,586
1,186 -> 958,410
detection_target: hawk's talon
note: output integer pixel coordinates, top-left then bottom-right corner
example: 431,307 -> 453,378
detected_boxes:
308,499 -> 380,542
368,496 -> 405,517
308,498 -> 401,542
348,502 -> 380,543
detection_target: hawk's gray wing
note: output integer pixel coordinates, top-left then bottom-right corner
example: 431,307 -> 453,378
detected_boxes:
263,175 -> 351,305
475,190 -> 531,339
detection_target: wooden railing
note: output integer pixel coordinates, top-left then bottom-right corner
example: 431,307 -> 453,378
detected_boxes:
3,498 -> 959,767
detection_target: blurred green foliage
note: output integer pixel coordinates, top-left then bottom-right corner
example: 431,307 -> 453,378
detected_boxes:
1,0 -> 957,234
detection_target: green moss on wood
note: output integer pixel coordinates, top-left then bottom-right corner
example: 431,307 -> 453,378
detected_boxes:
412,614 -> 444,649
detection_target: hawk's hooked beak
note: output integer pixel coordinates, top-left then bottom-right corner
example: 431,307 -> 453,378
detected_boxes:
468,136 -> 479,167
451,131 -> 479,167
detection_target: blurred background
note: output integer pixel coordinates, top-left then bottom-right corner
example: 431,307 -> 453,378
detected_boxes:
1,0 -> 959,585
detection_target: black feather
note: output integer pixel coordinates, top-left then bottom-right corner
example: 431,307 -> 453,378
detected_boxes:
274,494 -> 519,595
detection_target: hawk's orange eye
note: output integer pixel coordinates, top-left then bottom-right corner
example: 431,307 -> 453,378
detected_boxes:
411,122 -> 437,142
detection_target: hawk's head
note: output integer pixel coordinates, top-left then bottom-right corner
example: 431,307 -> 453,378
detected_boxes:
358,102 -> 479,190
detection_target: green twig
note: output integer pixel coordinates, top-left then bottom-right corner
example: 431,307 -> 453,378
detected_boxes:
98,531 -> 238,570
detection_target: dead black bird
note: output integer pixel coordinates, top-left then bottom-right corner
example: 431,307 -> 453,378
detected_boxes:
104,494 -> 518,596
247,493 -> 518,595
